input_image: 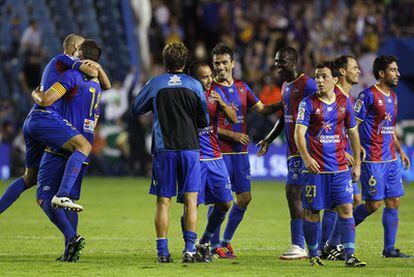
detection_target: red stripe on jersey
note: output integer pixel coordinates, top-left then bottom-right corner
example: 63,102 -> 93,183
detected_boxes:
307,99 -> 325,171
369,87 -> 385,161
335,94 -> 348,171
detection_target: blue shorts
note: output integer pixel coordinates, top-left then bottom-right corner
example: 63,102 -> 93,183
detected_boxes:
222,154 -> 251,193
23,111 -> 80,168
352,182 -> 360,195
198,158 -> 233,205
149,150 -> 201,201
360,161 -> 404,201
302,171 -> 353,211
37,151 -> 86,200
287,156 -> 307,186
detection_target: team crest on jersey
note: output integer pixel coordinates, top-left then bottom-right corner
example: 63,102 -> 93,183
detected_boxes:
321,121 -> 332,132
83,118 -> 95,133
168,75 -> 182,86
354,99 -> 363,113
327,106 -> 333,112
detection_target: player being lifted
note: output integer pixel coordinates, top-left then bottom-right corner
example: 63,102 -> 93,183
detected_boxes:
132,42 -> 209,263
352,56 -> 411,258
209,43 -> 282,258
257,47 -> 317,260
0,34 -> 110,214
188,61 -> 236,262
294,61 -> 366,267
320,55 -> 363,260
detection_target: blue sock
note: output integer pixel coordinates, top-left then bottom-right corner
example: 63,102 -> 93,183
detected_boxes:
320,210 -> 337,250
0,177 -> 29,214
353,204 -> 371,226
156,238 -> 169,256
328,218 -> 341,246
304,219 -> 320,257
338,216 -> 355,259
382,208 -> 399,252
200,207 -> 227,244
223,204 -> 246,243
208,205 -> 221,248
40,198 -> 77,242
183,231 -> 197,252
57,151 -> 87,197
290,219 -> 305,249
64,209 -> 79,246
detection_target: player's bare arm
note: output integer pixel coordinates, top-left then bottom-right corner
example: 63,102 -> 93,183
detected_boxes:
393,133 -> 410,169
211,90 -> 237,124
294,124 -> 320,173
77,61 -> 99,78
253,101 -> 283,116
218,127 -> 249,145
31,83 -> 67,107
257,117 -> 284,157
83,60 -> 112,89
348,127 -> 361,181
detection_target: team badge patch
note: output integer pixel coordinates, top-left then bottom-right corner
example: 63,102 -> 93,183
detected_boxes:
354,99 -> 363,113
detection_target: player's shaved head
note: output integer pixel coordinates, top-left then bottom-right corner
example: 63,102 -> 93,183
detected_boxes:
278,46 -> 299,64
162,42 -> 188,72
79,39 -> 101,62
188,60 -> 210,77
63,34 -> 84,54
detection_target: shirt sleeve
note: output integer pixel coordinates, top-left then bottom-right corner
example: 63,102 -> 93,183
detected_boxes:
131,79 -> 154,116
345,97 -> 357,130
304,78 -> 318,97
51,69 -> 77,97
244,82 -> 260,109
296,99 -> 311,127
56,54 -> 81,70
354,89 -> 372,121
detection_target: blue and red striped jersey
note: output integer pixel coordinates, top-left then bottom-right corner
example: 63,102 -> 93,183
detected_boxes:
354,85 -> 398,162
296,92 -> 356,173
334,85 -> 356,155
199,88 -> 229,160
281,74 -> 317,158
215,80 -> 259,153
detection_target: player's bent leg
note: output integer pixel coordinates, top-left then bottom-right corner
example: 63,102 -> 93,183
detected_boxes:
353,200 -> 381,226
0,167 -> 38,214
155,196 -> 173,262
280,184 -> 307,260
52,135 -> 91,210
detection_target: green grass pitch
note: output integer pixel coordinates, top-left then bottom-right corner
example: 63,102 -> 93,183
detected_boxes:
1,178 -> 414,276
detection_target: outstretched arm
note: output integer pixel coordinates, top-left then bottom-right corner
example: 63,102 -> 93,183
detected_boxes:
218,128 -> 250,145
257,117 -> 284,156
253,101 -> 283,116
83,60 -> 111,90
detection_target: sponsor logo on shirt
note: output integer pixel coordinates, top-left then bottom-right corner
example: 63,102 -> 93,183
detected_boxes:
378,112 -> 394,135
297,108 -> 305,121
354,99 -> 363,113
284,114 -> 294,123
83,118 -> 95,133
236,115 -> 244,124
168,75 -> 182,86
198,126 -> 214,135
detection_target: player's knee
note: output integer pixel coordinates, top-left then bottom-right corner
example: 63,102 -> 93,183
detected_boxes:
22,169 -> 38,187
365,201 -> 382,213
337,204 -> 353,218
216,201 -> 231,212
304,209 -> 319,222
236,193 -> 251,208
384,197 -> 400,209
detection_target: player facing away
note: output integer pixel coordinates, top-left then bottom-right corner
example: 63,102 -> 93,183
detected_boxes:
209,43 -> 282,258
352,56 -> 411,258
188,61 -> 237,262
0,34 -> 110,214
320,55 -> 363,260
257,47 -> 317,260
132,42 -> 209,263
32,39 -> 103,262
295,61 -> 366,267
